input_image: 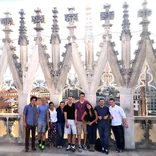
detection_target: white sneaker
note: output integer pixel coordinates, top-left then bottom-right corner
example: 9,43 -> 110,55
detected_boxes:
78,145 -> 82,152
82,144 -> 87,150
66,144 -> 71,151
71,145 -> 76,152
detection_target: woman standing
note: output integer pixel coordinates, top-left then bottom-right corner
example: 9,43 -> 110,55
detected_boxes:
47,102 -> 57,148
81,103 -> 98,152
56,101 -> 65,148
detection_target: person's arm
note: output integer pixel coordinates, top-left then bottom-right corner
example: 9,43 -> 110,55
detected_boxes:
81,111 -> 87,124
119,107 -> 128,128
123,118 -> 128,128
95,107 -> 102,120
89,110 -> 98,125
75,109 -> 78,124
36,107 -> 39,126
23,114 -> 26,127
92,110 -> 98,123
23,106 -> 27,127
64,111 -> 69,128
46,110 -> 50,129
103,108 -> 109,119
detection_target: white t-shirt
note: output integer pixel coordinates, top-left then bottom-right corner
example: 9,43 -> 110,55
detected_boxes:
109,105 -> 126,126
49,109 -> 57,122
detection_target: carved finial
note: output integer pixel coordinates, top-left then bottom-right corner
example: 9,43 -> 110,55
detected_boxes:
32,8 -> 45,32
138,0 -> 152,37
50,7 -> 61,44
18,9 -> 29,45
84,6 -> 94,43
65,6 -> 78,43
120,2 -> 131,39
0,11 -> 13,43
100,4 -> 114,41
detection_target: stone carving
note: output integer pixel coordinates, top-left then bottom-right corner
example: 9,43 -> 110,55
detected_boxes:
65,7 -> 78,43
18,9 -> 29,45
50,7 -> 61,44
100,4 -> 114,41
120,2 -> 131,38
138,0 -> 152,38
32,8 -> 45,32
0,11 -> 13,43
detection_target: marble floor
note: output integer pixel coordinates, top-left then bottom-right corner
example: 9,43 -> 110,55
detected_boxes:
0,144 -> 155,156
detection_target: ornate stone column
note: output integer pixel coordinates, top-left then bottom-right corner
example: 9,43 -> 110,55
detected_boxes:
85,93 -> 97,107
120,2 -> 131,69
50,92 -> 62,106
84,6 -> 94,72
50,8 -> 61,75
100,4 -> 114,42
118,87 -> 135,149
65,7 -> 78,43
18,91 -> 30,142
18,9 -> 29,72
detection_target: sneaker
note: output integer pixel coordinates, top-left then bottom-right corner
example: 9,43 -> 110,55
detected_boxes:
41,145 -> 45,150
105,149 -> 109,154
116,149 -> 123,154
102,147 -> 105,153
82,144 -> 87,150
78,145 -> 82,152
71,145 -> 76,152
39,143 -> 42,148
66,144 -> 71,151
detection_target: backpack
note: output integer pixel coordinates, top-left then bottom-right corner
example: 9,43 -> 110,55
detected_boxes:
95,138 -> 102,151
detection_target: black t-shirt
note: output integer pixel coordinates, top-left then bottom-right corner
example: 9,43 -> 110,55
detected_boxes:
63,103 -> 75,120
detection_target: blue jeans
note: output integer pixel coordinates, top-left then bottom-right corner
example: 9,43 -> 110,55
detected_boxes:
98,126 -> 109,149
56,123 -> 65,146
87,124 -> 97,144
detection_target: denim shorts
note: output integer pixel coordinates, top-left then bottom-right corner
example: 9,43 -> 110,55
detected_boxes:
37,122 -> 47,132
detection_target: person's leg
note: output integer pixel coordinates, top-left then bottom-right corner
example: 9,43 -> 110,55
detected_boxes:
41,122 -> 47,149
103,125 -> 109,150
71,120 -> 77,151
98,127 -> 104,149
48,125 -> 53,148
68,134 -> 71,144
61,123 -> 65,146
25,124 -> 30,151
77,122 -> 82,145
91,124 -> 97,151
51,123 -> 57,145
82,122 -> 87,150
31,126 -> 36,150
65,120 -> 71,151
112,126 -> 120,150
117,125 -> 125,150
56,123 -> 62,147
37,122 -> 42,146
87,125 -> 92,144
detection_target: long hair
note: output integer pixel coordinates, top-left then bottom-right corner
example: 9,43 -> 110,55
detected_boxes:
85,103 -> 95,119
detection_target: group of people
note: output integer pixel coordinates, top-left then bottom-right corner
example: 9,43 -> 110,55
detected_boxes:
23,92 -> 128,154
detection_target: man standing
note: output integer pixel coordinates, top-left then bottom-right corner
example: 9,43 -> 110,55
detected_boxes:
64,96 -> 77,152
37,97 -> 49,150
109,98 -> 128,154
95,98 -> 109,154
23,96 -> 38,152
75,92 -> 88,152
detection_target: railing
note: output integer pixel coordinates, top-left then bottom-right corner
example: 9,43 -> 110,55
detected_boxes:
134,116 -> 156,149
0,113 -> 20,143
0,113 -> 156,149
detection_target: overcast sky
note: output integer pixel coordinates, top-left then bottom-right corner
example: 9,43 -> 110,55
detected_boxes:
0,0 -> 156,82
0,0 -> 156,56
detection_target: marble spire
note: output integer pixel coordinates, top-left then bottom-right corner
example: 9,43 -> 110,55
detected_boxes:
100,4 -> 114,41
